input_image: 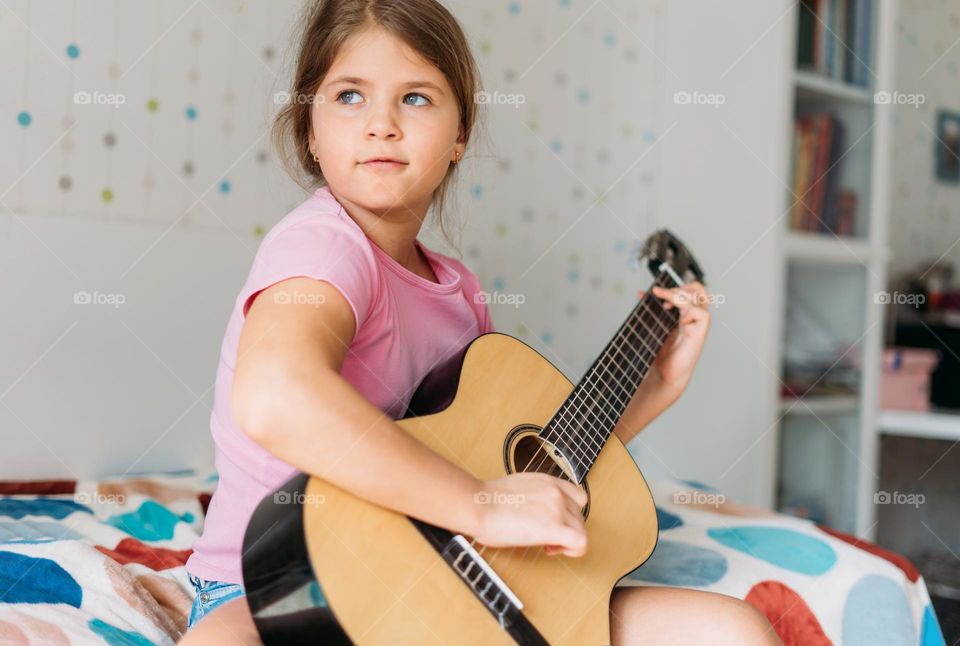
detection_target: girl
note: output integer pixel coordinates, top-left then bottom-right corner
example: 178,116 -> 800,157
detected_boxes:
182,1 -> 781,644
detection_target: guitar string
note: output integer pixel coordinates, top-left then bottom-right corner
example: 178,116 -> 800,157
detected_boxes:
489,276 -> 677,567
469,271 -> 680,572
478,274 -> 677,571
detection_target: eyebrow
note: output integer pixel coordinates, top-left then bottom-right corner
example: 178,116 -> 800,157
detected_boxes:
325,76 -> 445,95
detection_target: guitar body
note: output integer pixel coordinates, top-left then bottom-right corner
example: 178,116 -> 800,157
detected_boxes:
301,333 -> 658,645
243,229 -> 704,645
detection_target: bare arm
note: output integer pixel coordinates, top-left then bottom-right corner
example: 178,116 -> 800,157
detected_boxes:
232,277 -> 587,554
232,277 -> 486,537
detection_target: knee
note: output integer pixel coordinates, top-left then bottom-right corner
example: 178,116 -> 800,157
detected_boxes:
723,598 -> 782,646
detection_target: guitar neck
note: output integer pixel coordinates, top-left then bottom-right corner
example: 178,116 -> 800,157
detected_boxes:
538,269 -> 681,483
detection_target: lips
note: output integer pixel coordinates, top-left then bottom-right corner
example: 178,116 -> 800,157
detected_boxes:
360,157 -> 407,165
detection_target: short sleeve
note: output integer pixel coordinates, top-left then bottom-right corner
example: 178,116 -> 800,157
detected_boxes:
237,216 -> 379,332
447,257 -> 495,334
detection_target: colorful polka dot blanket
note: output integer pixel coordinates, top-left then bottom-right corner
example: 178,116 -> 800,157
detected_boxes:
0,472 -> 945,645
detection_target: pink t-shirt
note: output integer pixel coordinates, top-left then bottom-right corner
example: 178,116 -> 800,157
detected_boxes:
185,186 -> 494,583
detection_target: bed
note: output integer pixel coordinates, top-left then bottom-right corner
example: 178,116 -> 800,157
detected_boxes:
0,471 -> 945,645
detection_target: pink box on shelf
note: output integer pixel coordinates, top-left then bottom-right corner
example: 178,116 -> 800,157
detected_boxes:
880,347 -> 940,412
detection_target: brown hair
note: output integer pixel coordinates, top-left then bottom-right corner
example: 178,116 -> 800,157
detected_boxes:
272,0 -> 482,250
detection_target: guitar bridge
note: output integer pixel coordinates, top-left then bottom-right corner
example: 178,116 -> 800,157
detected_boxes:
408,518 -> 549,645
445,534 -> 523,627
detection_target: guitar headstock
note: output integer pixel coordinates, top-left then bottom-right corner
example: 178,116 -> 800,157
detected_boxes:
637,229 -> 706,288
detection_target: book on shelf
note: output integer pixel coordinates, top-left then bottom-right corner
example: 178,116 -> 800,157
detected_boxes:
797,0 -> 873,87
789,113 -> 857,235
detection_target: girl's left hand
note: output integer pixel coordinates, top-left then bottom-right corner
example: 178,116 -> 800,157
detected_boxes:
638,281 -> 712,393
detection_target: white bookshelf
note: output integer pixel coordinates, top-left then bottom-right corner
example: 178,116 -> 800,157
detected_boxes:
773,0 -> 898,537
878,410 -> 960,443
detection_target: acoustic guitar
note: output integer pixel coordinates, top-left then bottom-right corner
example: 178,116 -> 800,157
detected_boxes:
241,229 -> 705,645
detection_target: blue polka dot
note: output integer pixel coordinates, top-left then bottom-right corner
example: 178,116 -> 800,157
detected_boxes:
680,479 -> 717,492
559,0 -> 571,8
17,111 -> 31,127
507,2 -> 520,14
642,129 -> 657,143
921,604 -> 946,646
0,551 -> 82,606
549,139 -> 563,153
603,33 -> 616,47
492,277 -> 506,291
842,575 -> 916,646
577,89 -> 591,104
308,581 -> 328,607
219,179 -> 231,194
105,500 -> 190,541
0,498 -> 92,520
707,526 -> 836,575
614,239 -> 627,254
185,105 -> 198,121
88,619 -> 154,646
470,184 -> 484,199
627,540 -> 727,586
567,269 -> 580,283
541,331 -> 553,345
66,43 -> 80,59
656,506 -> 683,531
0,520 -> 83,543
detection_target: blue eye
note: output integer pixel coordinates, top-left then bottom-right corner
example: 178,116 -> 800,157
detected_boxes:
404,93 -> 430,107
337,90 -> 362,105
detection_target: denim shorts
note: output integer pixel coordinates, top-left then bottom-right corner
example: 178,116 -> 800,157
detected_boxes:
187,572 -> 246,629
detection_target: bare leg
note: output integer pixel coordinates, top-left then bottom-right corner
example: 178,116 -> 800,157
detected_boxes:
177,596 -> 262,646
610,586 -> 783,646
177,585 -> 782,645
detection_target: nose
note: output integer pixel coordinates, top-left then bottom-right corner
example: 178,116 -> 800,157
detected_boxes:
365,102 -> 401,141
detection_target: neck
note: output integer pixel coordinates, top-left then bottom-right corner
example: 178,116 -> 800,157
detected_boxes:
328,188 -> 428,270
537,269 -> 681,483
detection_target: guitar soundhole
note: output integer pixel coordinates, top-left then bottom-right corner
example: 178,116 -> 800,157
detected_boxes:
504,425 -> 590,520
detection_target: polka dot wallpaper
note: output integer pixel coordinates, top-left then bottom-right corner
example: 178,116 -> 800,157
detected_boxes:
3,0 -> 666,378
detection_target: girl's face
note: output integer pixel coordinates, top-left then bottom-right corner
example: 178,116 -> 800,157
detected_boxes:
309,27 -> 464,217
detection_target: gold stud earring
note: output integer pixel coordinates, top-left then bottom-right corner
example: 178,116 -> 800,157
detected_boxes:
312,150 -> 319,163
453,151 -> 461,164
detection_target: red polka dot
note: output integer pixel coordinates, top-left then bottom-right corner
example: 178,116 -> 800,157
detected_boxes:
745,580 -> 830,646
95,537 -> 192,571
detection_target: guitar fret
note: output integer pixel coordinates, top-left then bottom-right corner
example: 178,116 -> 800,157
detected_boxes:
538,267 -> 688,481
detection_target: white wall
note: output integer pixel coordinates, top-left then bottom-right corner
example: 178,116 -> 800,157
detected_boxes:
628,1 -> 793,507
888,0 -> 960,279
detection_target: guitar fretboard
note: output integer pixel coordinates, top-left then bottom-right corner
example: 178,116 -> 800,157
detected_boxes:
538,269 -> 681,483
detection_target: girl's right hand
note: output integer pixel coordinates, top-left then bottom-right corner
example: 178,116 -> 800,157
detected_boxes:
470,472 -> 589,557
